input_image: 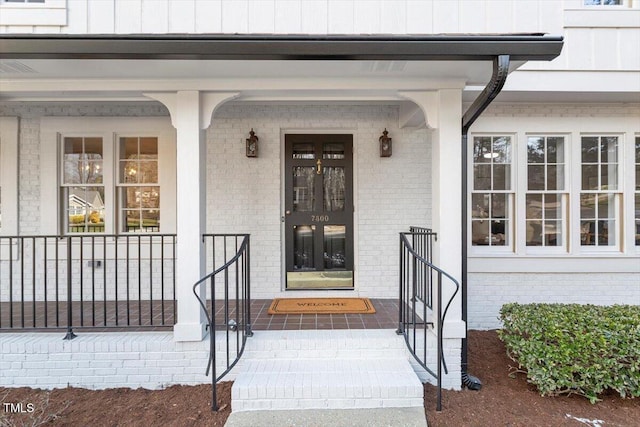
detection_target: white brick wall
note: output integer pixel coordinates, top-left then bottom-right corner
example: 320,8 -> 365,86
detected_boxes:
0,102 -> 169,235
17,117 -> 40,234
479,103 -> 640,118
0,331 -> 238,390
208,104 -> 431,299
1,102 -> 432,302
1,332 -> 202,389
468,273 -> 640,330
467,102 -> 640,330
407,335 -> 461,391
3,101 -> 638,323
0,103 -> 174,304
1,330 -> 462,393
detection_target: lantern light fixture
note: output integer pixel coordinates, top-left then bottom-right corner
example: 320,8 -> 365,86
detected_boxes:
379,128 -> 392,157
246,128 -> 258,157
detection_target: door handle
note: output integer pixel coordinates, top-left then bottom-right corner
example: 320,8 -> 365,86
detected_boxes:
285,210 -> 291,215
316,159 -> 322,175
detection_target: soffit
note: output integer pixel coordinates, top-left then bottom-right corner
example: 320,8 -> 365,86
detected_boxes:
0,59 -> 523,101
0,34 -> 562,101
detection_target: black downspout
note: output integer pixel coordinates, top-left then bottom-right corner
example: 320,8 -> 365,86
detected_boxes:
460,55 -> 510,388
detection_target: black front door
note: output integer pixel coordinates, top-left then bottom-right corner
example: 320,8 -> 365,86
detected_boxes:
284,134 -> 354,289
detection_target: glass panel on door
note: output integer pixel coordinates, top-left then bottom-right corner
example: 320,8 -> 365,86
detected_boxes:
293,225 -> 315,270
293,143 -> 315,159
293,167 -> 316,212
323,167 -> 345,212
323,143 -> 345,159
324,225 -> 346,269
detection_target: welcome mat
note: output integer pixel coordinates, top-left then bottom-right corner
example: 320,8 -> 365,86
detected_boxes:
267,298 -> 376,315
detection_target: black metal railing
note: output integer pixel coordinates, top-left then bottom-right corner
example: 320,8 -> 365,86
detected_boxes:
194,234 -> 252,412
408,226 -> 437,304
0,235 -> 177,338
398,228 -> 459,412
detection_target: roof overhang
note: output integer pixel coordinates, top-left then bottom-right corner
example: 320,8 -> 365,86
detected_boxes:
0,34 -> 563,105
0,34 -> 563,61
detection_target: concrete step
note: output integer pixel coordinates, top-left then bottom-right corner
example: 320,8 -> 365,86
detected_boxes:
231,357 -> 423,411
224,407 -> 428,427
241,329 -> 408,360
229,330 -> 425,411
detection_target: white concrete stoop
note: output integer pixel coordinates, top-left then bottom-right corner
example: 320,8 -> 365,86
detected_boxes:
230,330 -> 424,412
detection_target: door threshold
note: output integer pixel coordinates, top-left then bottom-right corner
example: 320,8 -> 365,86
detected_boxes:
286,271 -> 354,290
285,287 -> 355,291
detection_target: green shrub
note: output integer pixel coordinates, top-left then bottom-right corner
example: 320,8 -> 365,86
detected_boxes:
69,214 -> 85,224
498,303 -> 640,403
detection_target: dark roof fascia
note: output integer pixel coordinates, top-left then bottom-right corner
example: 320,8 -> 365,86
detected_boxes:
0,34 -> 563,61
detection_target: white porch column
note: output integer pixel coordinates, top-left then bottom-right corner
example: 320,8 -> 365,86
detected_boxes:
400,88 -> 465,389
432,89 -> 464,335
399,90 -> 466,336
146,91 -> 238,341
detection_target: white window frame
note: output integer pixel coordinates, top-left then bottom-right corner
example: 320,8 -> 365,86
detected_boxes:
524,134 -> 570,255
59,133 -> 110,234
469,133 -> 516,255
468,114 -> 639,271
40,117 -> 176,236
0,0 -> 66,26
0,117 -> 19,236
576,133 -> 623,253
115,134 -> 161,234
634,134 -> 640,248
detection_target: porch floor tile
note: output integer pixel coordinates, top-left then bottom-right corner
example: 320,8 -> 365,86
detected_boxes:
1,298 -> 399,332
249,299 -> 398,331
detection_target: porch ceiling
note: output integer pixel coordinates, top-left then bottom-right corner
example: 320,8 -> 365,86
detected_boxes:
0,34 -> 563,102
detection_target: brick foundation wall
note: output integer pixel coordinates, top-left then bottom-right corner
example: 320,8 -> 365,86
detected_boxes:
467,273 -> 640,330
0,332 -> 231,389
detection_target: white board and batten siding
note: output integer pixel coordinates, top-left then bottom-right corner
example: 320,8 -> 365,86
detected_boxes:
0,1 -> 564,35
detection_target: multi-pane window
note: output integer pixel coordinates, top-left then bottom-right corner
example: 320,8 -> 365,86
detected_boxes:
471,136 -> 512,247
526,136 -> 566,247
62,137 -> 105,233
118,137 -> 160,233
635,136 -> 640,246
580,136 -> 620,247
60,135 -> 162,234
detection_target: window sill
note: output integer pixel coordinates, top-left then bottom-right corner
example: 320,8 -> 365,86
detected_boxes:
469,255 -> 640,273
0,0 -> 66,26
469,247 -> 514,257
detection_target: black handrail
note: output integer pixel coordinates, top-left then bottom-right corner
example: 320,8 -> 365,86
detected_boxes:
194,234 -> 252,412
408,227 -> 437,305
0,234 -> 177,337
398,229 -> 459,412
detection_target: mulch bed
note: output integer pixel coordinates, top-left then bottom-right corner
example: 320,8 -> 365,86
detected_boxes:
0,383 -> 232,427
424,330 -> 639,427
1,330 -> 638,426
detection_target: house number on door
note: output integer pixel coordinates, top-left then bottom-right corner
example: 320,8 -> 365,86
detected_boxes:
311,215 -> 329,222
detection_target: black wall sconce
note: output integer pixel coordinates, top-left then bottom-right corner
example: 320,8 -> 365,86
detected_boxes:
379,128 -> 392,157
246,128 -> 258,157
